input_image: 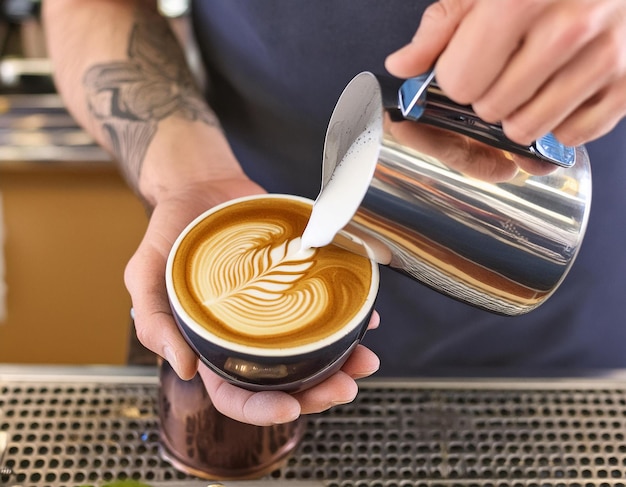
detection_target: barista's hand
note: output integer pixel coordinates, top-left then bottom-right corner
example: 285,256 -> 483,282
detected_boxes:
386,0 -> 626,147
124,176 -> 380,426
198,314 -> 380,426
125,176 -> 266,381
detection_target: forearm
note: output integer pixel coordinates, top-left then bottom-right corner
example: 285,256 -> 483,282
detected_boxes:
42,0 -> 243,206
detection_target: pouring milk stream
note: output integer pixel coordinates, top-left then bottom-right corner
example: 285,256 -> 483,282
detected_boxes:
300,125 -> 381,252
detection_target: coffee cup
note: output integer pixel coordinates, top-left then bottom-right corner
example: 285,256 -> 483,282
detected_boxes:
165,193 -> 379,392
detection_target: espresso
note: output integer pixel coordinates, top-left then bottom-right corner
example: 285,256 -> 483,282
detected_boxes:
171,196 -> 373,349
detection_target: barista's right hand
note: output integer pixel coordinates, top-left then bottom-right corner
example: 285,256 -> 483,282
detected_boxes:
124,175 -> 381,426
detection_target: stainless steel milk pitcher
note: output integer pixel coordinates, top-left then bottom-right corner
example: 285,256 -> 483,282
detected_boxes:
320,71 -> 592,316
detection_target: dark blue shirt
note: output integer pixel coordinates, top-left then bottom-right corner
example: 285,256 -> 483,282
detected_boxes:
191,0 -> 626,375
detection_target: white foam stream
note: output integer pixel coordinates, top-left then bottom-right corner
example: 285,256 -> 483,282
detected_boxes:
301,126 -> 381,250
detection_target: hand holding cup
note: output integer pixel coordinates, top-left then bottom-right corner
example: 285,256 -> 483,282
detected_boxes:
124,180 -> 380,426
166,194 -> 380,395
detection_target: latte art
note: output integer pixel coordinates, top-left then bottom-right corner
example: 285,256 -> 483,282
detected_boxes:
191,223 -> 326,337
170,196 -> 374,349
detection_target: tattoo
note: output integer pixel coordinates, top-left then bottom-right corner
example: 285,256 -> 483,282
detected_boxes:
83,9 -> 218,188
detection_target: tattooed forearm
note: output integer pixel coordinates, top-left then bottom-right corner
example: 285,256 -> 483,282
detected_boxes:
83,8 -> 218,188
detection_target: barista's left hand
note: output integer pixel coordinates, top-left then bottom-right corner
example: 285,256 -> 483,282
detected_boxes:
385,0 -> 626,147
197,314 -> 380,426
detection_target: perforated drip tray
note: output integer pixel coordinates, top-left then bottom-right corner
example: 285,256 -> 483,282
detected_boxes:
2,365 -> 626,487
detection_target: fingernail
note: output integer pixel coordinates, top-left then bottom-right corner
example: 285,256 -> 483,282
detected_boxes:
352,370 -> 378,380
355,356 -> 381,380
331,398 -> 355,407
275,412 -> 301,425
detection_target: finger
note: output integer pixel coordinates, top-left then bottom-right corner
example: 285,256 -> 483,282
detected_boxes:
124,198 -> 208,379
134,307 -> 198,379
367,310 -> 381,330
552,76 -> 626,146
435,0 -> 544,105
385,0 -> 471,78
131,304 -> 199,381
198,365 -> 301,426
472,0 -> 621,123
502,28 -> 625,145
339,345 -> 380,380
294,371 -> 359,415
125,244 -> 198,380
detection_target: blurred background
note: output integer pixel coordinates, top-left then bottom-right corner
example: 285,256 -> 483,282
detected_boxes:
0,0 -> 153,365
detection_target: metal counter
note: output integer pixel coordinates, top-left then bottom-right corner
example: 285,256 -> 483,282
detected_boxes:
2,365 -> 626,487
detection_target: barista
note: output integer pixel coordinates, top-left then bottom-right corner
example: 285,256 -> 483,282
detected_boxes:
42,0 -> 626,426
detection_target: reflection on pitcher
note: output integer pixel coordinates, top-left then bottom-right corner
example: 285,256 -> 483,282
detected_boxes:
385,114 -> 558,183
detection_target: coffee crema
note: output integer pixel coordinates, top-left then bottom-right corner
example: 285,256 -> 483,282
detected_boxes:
171,197 -> 373,349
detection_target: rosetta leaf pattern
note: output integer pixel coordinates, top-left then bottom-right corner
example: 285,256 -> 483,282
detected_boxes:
191,223 -> 326,337
209,238 -> 314,303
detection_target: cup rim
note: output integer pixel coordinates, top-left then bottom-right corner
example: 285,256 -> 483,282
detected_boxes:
165,193 -> 379,357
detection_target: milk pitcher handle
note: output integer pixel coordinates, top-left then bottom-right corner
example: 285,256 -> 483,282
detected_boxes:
393,69 -> 576,168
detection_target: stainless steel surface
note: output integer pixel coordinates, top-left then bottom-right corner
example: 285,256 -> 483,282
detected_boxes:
323,71 -> 591,316
398,70 -> 576,167
0,94 -> 110,163
3,365 -> 626,487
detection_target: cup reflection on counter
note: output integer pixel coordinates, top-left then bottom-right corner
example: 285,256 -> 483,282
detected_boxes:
158,360 -> 306,480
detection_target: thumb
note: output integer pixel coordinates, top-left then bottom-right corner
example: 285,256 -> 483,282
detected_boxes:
385,0 -> 473,78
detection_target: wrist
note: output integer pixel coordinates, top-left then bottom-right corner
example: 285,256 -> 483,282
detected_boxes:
136,119 -> 246,207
